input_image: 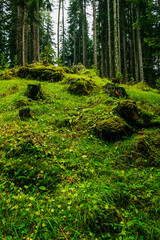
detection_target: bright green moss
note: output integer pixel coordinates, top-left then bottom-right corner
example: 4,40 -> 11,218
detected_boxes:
95,116 -> 133,142
68,78 -> 96,95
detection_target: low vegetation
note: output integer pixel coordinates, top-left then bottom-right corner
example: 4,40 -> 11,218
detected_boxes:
0,65 -> 160,239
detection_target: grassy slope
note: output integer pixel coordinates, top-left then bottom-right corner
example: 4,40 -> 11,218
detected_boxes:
0,69 -> 160,240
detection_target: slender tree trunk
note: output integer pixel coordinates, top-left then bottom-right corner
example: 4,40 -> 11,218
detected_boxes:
35,0 -> 40,62
57,0 -> 61,62
114,0 -> 120,75
82,0 -> 87,67
131,3 -> 139,82
108,0 -> 112,79
62,0 -> 65,64
123,28 -> 127,83
73,26 -> 76,64
22,8 -> 28,66
31,22 -> 36,62
136,7 -> 144,82
117,0 -> 121,72
92,0 -> 97,69
17,6 -> 22,65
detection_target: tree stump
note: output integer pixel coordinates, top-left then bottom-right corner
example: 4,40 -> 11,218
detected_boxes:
103,83 -> 128,98
19,107 -> 31,120
26,84 -> 43,100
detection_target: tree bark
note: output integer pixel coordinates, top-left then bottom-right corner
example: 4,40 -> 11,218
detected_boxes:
114,0 -> 120,75
17,6 -> 22,65
35,0 -> 40,62
117,0 -> 121,72
62,0 -> 65,64
57,0 -> 61,62
123,28 -> 127,83
82,0 -> 87,67
108,0 -> 112,79
92,0 -> 97,69
136,7 -> 144,82
73,26 -> 76,65
131,3 -> 139,82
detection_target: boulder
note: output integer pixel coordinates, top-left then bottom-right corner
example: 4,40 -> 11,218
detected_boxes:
116,99 -> 152,127
116,100 -> 139,124
68,78 -> 95,95
95,116 -> 133,142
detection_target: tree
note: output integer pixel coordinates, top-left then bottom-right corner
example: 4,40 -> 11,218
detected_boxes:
92,0 -> 97,69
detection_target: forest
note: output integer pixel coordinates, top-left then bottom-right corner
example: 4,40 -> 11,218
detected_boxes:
0,0 -> 160,239
0,0 -> 160,85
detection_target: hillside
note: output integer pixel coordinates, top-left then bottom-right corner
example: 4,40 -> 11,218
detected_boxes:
0,65 -> 160,240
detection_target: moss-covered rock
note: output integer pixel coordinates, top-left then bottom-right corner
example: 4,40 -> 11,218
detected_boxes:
95,116 -> 133,142
68,78 -> 95,95
0,69 -> 17,80
116,100 -> 139,124
116,99 -> 152,127
17,65 -> 64,82
70,64 -> 86,74
130,131 -> 160,167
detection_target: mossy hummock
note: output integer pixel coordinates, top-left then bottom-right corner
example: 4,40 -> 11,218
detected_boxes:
17,65 -> 64,82
95,116 -> 133,142
116,99 -> 152,127
68,78 -> 95,95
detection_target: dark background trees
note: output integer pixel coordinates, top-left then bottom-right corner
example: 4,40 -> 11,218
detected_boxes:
0,0 -> 160,86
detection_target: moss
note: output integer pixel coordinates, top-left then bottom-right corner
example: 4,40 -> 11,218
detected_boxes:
116,99 -> 139,124
95,116 -> 133,142
103,83 -> 128,98
17,64 -> 64,82
0,70 -> 17,80
130,131 -> 160,167
13,98 -> 29,108
68,78 -> 95,95
70,64 -> 86,74
25,84 -> 44,100
116,99 -> 152,127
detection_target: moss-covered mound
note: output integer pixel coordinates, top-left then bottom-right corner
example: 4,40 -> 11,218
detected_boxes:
116,99 -> 152,127
68,78 -> 95,95
17,65 -> 64,82
126,130 -> 160,167
95,116 -> 133,142
0,69 -> 17,80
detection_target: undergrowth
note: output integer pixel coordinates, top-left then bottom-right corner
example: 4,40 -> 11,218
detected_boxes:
0,68 -> 160,239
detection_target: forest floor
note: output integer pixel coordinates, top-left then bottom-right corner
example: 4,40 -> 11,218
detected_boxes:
0,66 -> 160,240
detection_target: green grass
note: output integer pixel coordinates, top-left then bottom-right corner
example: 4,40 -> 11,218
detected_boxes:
0,70 -> 160,239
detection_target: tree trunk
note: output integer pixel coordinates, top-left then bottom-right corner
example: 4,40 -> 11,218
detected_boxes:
35,0 -> 40,62
17,6 -> 22,65
136,7 -> 144,82
82,0 -> 87,67
123,28 -> 127,83
108,0 -> 112,79
57,0 -> 61,62
92,0 -> 97,69
62,0 -> 65,64
22,8 -> 27,66
117,0 -> 121,72
114,0 -> 120,75
73,26 -> 76,65
31,22 -> 36,62
131,3 -> 139,82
